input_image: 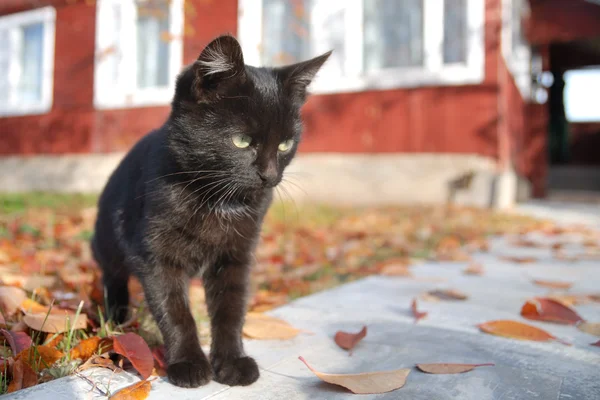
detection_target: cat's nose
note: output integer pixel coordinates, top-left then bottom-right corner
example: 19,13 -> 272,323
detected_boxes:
257,168 -> 278,187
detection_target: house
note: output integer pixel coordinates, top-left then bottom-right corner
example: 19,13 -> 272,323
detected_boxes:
0,0 -> 599,207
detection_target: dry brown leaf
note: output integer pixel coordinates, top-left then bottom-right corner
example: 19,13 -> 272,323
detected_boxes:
463,263 -> 484,276
16,345 -> 64,370
500,256 -> 537,264
243,312 -> 301,340
532,279 -> 574,290
70,336 -> 102,361
334,326 -> 367,354
380,264 -> 413,277
22,311 -> 87,333
411,299 -> 428,322
109,379 -> 152,400
416,363 -> 494,374
113,333 -> 154,380
591,340 -> 600,347
298,356 -> 410,395
7,358 -> 38,393
520,298 -> 584,325
427,289 -> 468,301
478,320 -> 569,345
511,239 -> 542,248
0,286 -> 27,316
77,354 -> 121,372
1,275 -> 57,292
547,294 -> 591,306
577,322 -> 600,337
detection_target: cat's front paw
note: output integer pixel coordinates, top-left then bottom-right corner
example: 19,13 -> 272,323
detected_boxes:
167,359 -> 213,388
211,355 -> 259,386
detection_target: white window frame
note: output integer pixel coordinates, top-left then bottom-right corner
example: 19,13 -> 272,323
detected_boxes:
0,6 -> 56,117
502,0 -> 531,100
94,0 -> 184,109
238,0 -> 485,94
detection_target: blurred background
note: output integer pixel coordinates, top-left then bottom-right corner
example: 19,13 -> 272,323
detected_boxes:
0,0 -> 599,207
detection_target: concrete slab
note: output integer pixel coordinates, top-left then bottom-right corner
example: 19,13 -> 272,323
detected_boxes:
5,228 -> 600,399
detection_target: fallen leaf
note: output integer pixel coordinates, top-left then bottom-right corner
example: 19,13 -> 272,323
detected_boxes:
591,340 -> 600,347
0,286 -> 27,316
463,263 -> 484,276
411,299 -> 428,322
1,329 -> 32,355
298,356 -> 410,395
113,333 -> 154,379
334,326 -> 367,354
109,379 -> 151,400
416,363 -> 494,374
427,289 -> 468,301
577,322 -> 600,337
1,275 -> 57,292
243,312 -> 301,340
44,333 -> 64,348
478,320 -> 569,345
22,311 -> 87,333
17,345 -> 64,370
590,294 -> 600,303
7,358 -> 38,393
500,256 -> 537,264
70,336 -> 101,361
532,279 -> 574,290
380,264 -> 413,277
511,239 -> 541,248
547,294 -> 591,306
520,298 -> 584,325
20,298 -> 53,314
77,354 -> 120,372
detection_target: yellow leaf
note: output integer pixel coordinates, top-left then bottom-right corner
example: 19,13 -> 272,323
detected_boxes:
109,379 -> 151,400
243,312 -> 301,340
577,322 -> 600,337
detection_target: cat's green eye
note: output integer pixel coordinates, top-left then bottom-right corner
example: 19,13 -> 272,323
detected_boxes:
232,134 -> 252,149
278,139 -> 294,152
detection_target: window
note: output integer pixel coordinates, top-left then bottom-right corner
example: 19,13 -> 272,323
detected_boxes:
0,7 -> 56,117
94,0 -> 184,109
502,0 -> 531,100
238,0 -> 485,94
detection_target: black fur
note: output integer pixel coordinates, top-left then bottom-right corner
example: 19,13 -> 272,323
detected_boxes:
91,34 -> 330,388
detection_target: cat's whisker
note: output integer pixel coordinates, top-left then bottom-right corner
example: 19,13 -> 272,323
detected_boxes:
278,183 -> 300,222
145,169 -> 229,184
281,178 -> 308,196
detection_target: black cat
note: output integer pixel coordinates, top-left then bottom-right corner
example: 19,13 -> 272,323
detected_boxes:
91,34 -> 330,388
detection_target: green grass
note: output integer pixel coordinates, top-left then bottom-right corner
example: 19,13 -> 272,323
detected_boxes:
0,192 -> 98,215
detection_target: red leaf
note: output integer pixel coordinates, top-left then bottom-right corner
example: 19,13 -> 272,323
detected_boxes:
1,329 -> 32,356
520,298 -> 584,325
411,299 -> 428,322
7,358 -> 37,393
591,340 -> 600,347
334,326 -> 367,354
113,333 -> 154,379
151,345 -> 166,370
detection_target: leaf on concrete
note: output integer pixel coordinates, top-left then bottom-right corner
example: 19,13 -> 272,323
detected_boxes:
591,340 -> 600,347
0,286 -> 27,316
109,379 -> 152,400
427,289 -> 468,301
16,345 -> 64,371
7,358 -> 38,393
1,329 -> 32,355
22,311 -> 87,333
298,356 -> 410,394
379,263 -> 413,277
520,298 -> 584,325
411,299 -> 428,322
577,322 -> 600,337
477,320 -> 569,345
243,312 -> 301,340
334,326 -> 367,354
463,263 -> 484,276
70,336 -> 102,361
77,354 -> 121,373
500,256 -> 537,264
113,333 -> 154,379
532,279 -> 574,290
416,363 -> 494,374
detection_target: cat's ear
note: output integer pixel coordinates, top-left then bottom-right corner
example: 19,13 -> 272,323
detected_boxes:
280,51 -> 332,103
192,34 -> 246,103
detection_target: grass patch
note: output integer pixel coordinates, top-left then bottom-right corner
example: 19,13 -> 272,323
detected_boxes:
0,192 -> 98,215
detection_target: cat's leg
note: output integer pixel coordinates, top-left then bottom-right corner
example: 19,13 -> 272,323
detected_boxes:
141,266 -> 212,388
203,256 -> 259,386
92,237 -> 130,324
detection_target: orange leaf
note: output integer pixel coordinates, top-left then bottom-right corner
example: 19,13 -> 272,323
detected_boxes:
411,299 -> 428,322
334,326 -> 367,354
22,311 -> 87,333
463,263 -> 484,276
500,256 -> 537,264
532,279 -> 574,290
109,379 -> 152,400
427,289 -> 468,301
520,298 -> 584,325
113,333 -> 154,379
7,358 -> 37,393
16,345 -> 64,370
44,333 -> 64,348
20,298 -> 51,314
416,363 -> 494,374
478,320 -> 569,345
298,356 -> 410,394
1,329 -> 32,355
380,264 -> 413,277
70,336 -> 102,361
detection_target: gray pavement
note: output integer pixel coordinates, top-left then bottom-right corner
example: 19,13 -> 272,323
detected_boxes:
5,207 -> 600,399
